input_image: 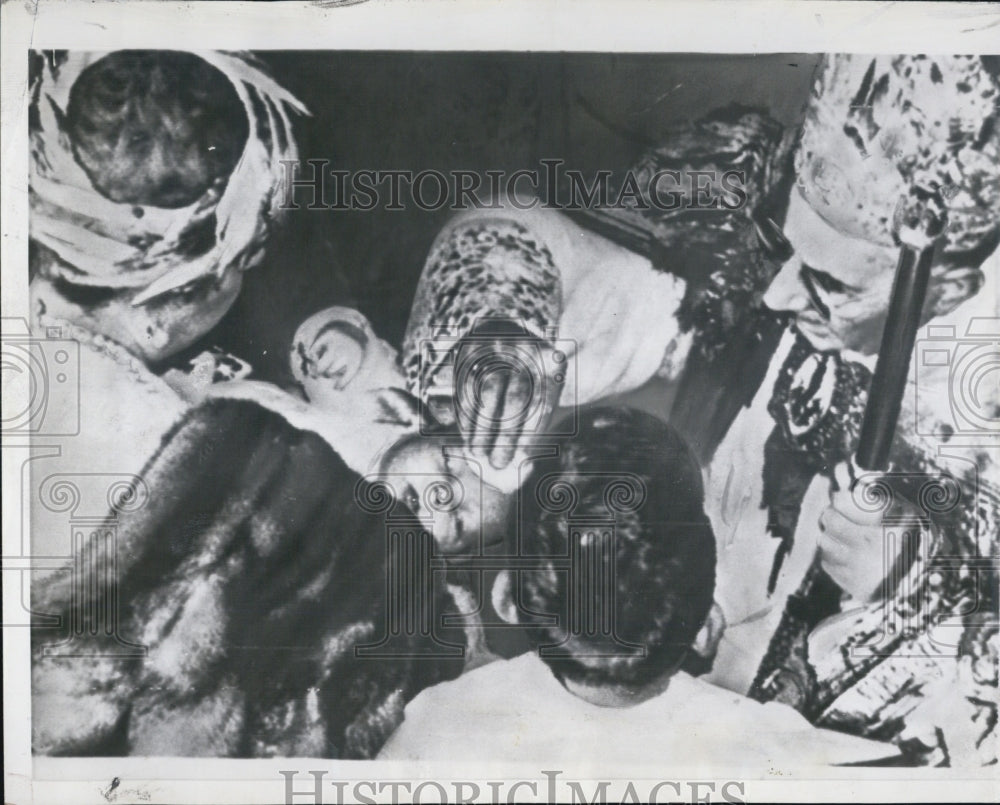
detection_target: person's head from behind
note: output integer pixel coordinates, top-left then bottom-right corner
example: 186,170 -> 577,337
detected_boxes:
31,51 -> 250,361
66,50 -> 248,209
493,407 -> 715,707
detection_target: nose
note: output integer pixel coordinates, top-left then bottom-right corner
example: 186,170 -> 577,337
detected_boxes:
763,256 -> 809,314
430,509 -> 462,551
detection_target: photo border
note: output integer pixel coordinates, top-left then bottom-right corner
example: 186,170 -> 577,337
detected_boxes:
4,2 -> 999,802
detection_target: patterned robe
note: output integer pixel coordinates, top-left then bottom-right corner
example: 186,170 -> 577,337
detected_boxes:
398,106 -> 999,765
744,296 -> 999,766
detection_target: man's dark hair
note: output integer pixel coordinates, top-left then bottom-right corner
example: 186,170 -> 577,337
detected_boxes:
519,406 -> 715,691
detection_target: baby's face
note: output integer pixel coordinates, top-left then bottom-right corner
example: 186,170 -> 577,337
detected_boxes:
294,323 -> 367,406
291,310 -> 401,408
379,435 -> 509,554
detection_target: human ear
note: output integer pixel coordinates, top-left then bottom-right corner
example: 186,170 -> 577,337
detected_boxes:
927,266 -> 983,318
691,602 -> 726,661
491,570 -> 518,625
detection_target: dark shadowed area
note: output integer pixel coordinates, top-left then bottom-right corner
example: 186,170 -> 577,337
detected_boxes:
205,51 -> 819,401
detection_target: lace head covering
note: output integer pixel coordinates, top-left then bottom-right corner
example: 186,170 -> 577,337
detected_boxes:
30,50 -> 308,305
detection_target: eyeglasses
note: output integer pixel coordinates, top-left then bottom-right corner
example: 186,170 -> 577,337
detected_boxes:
752,213 -> 794,263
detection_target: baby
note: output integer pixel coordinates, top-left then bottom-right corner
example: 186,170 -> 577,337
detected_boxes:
207,306 -> 418,475
380,408 -> 898,768
209,306 -> 509,553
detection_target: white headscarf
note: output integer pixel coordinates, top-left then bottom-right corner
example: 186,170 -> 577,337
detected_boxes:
30,50 -> 309,305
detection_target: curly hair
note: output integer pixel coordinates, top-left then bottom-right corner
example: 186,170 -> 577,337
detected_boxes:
518,407 -> 716,690
65,51 -> 249,208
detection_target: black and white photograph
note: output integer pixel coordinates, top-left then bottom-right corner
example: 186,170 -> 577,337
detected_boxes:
2,2 -> 998,803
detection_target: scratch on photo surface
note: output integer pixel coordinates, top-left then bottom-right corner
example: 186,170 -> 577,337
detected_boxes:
101,777 -> 121,801
101,776 -> 153,803
310,0 -> 373,7
634,83 -> 685,116
962,17 -> 1000,34
852,2 -> 897,32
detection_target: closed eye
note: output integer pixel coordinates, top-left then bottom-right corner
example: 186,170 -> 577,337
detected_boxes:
801,263 -> 857,296
798,264 -> 830,320
799,262 -> 861,322
402,483 -> 420,514
753,215 -> 794,262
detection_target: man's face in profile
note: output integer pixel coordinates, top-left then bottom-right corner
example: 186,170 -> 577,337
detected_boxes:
762,190 -> 899,356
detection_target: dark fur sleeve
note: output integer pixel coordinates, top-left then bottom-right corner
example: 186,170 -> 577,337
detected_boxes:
32,398 -> 465,757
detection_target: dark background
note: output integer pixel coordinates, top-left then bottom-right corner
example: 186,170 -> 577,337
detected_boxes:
208,52 -> 820,386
